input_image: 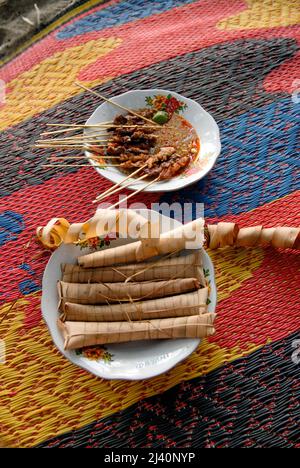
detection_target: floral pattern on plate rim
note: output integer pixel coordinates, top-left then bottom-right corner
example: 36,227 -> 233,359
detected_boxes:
145,94 -> 187,115
76,346 -> 114,363
78,236 -> 111,251
203,267 -> 212,305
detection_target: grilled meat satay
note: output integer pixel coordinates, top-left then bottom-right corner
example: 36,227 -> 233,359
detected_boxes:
147,147 -> 175,168
119,153 -> 147,163
160,155 -> 191,179
105,109 -> 195,181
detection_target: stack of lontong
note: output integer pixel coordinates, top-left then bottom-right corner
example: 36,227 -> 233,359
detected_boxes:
58,218 -> 215,350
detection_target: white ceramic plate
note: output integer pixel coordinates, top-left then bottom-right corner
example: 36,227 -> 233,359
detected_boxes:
41,210 -> 217,380
85,89 -> 221,192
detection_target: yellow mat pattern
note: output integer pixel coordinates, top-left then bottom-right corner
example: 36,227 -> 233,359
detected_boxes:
0,246 -> 264,447
218,0 -> 300,30
0,37 -> 121,131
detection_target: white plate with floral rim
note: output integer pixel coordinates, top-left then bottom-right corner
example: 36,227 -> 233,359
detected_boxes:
41,210 -> 217,380
84,89 -> 221,192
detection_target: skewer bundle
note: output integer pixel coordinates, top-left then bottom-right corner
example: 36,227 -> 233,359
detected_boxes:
35,82 -> 188,207
36,117 -> 162,203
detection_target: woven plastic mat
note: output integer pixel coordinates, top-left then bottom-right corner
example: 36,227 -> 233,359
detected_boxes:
0,0 -> 299,448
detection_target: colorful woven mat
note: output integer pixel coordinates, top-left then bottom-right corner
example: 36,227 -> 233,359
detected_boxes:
0,0 -> 299,448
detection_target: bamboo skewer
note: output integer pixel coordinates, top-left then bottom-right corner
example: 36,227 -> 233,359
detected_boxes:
42,164 -> 122,168
37,82 -> 165,204
41,127 -> 105,136
93,163 -> 148,202
35,144 -> 107,149
42,163 -> 157,194
46,123 -> 160,129
37,139 -> 108,144
36,140 -> 109,145
37,133 -> 109,142
109,176 -> 160,209
47,156 -> 119,160
46,122 -> 112,127
75,82 -> 159,126
93,174 -> 149,204
38,128 -> 162,143
41,123 -> 160,137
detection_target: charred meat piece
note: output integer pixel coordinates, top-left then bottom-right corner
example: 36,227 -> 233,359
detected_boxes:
111,135 -> 132,145
111,133 -> 156,146
159,155 -> 191,179
129,153 -> 147,162
125,115 -> 145,126
108,125 -> 138,135
159,146 -> 176,156
119,153 -> 147,163
120,160 -> 145,170
144,166 -> 161,178
137,127 -> 157,134
114,127 -> 137,136
120,153 -> 147,163
113,114 -> 127,125
137,109 -> 155,120
127,146 -> 149,155
107,114 -> 128,132
119,154 -> 130,162
131,132 -> 157,145
147,147 -> 175,168
106,144 -> 124,156
130,142 -> 154,151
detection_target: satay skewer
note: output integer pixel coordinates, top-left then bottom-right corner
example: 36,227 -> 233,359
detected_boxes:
47,156 -> 119,160
41,127 -> 106,136
36,140 -> 110,146
46,121 -> 112,127
42,163 -> 122,168
35,144 -> 108,149
36,139 -> 110,145
41,123 -> 161,137
37,132 -> 109,142
75,82 -> 159,126
46,123 -> 160,129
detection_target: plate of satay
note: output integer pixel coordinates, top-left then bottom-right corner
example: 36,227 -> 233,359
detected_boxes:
38,85 -> 221,196
41,209 -> 217,380
84,88 -> 221,192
